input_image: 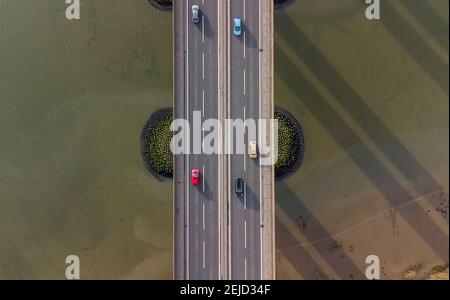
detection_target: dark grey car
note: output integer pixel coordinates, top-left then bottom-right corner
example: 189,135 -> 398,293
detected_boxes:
235,177 -> 244,197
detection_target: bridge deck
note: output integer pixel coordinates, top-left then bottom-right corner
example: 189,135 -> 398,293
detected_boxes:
173,0 -> 274,280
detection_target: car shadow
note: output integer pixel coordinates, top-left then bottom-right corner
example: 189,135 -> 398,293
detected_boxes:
201,173 -> 212,200
242,23 -> 259,50
202,13 -> 215,40
244,182 -> 260,211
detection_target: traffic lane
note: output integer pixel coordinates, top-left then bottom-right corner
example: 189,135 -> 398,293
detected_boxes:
229,0 -> 262,279
229,157 -> 261,280
187,0 -> 209,279
240,147 -> 261,277
229,0 -> 245,279
243,159 -> 261,279
242,0 -> 261,280
188,0 -> 222,279
230,154 -> 246,279
200,0 -> 220,279
229,0 -> 248,279
186,0 -> 198,279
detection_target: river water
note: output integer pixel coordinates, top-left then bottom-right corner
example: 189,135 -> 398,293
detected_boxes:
0,0 -> 173,279
0,0 -> 448,279
274,0 -> 449,279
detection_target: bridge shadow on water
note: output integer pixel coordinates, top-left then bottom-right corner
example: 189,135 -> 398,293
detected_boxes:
276,8 -> 448,209
399,0 -> 449,53
380,0 -> 449,94
276,183 -> 364,279
274,8 -> 449,277
276,217 -> 332,279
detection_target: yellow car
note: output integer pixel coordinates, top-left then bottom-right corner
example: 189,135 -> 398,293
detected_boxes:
248,141 -> 257,159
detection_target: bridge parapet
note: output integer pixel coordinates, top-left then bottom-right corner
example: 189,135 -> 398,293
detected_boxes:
260,0 -> 275,280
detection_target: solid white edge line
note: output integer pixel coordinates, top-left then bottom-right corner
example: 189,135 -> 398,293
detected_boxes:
217,0 -> 222,280
185,0 -> 190,280
258,0 -> 263,281
227,0 -> 232,280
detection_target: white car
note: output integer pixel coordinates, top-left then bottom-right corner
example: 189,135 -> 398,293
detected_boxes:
192,5 -> 200,23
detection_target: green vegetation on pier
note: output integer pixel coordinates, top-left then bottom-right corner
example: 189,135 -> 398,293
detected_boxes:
148,0 -> 173,11
141,107 -> 304,181
141,108 -> 174,178
274,107 -> 305,181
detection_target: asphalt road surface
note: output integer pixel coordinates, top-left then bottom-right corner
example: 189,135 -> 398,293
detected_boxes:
229,0 -> 262,280
183,0 -> 262,280
185,0 -> 220,279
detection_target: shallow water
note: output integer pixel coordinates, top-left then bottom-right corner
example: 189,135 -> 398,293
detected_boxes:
0,0 -> 448,279
0,0 -> 173,279
275,0 -> 449,279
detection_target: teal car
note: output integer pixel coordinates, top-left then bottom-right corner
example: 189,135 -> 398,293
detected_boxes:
233,18 -> 242,36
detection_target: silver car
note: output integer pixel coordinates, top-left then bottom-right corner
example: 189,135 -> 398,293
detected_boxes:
192,5 -> 200,23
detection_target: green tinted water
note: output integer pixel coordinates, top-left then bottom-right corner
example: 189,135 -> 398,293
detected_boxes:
0,0 -> 173,279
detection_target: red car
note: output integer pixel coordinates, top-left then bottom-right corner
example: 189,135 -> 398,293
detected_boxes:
191,169 -> 200,185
